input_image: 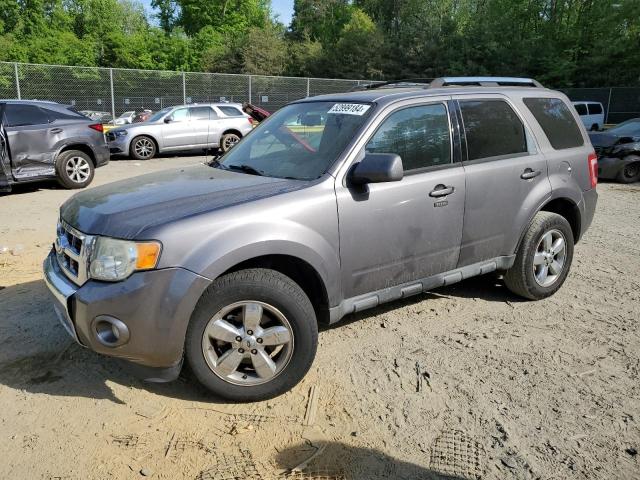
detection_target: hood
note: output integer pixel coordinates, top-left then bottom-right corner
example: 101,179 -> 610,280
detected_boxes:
61,164 -> 306,239
588,132 -> 620,148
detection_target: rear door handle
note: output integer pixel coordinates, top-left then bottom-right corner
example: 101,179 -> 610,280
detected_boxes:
50,128 -> 63,134
429,184 -> 455,198
521,168 -> 542,180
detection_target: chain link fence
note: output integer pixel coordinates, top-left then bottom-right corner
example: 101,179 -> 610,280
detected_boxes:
0,62 -> 367,119
1,62 -> 638,124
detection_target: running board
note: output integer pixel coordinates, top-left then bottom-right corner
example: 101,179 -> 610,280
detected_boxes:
328,255 -> 515,324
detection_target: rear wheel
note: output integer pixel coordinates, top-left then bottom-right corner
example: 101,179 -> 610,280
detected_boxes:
590,123 -> 600,132
616,156 -> 640,184
220,132 -> 241,153
56,150 -> 95,189
185,269 -> 318,401
504,212 -> 574,300
130,135 -> 156,160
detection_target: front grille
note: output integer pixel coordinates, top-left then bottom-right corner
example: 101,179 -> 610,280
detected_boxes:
55,221 -> 94,286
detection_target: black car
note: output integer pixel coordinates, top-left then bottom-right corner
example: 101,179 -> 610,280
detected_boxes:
589,118 -> 640,183
0,100 -> 110,192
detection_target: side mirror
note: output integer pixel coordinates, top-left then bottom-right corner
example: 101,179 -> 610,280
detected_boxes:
164,116 -> 173,124
350,153 -> 403,185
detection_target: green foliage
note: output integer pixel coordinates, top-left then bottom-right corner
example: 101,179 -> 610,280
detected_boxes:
0,0 -> 638,87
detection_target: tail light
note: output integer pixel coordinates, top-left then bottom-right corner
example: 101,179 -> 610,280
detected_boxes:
588,152 -> 598,189
89,123 -> 104,133
248,117 -> 255,125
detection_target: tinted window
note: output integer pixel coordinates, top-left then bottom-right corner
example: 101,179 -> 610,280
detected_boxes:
171,108 -> 189,122
366,104 -> 451,171
459,100 -> 528,161
4,104 -> 49,127
218,106 -> 244,117
43,107 -> 85,122
190,107 -> 212,120
574,104 -> 588,115
588,103 -> 603,115
524,98 -> 584,150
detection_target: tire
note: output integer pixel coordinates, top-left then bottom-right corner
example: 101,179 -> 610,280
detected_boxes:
504,212 -> 574,300
130,135 -> 157,160
185,268 -> 318,402
616,157 -> 640,184
55,150 -> 95,189
220,132 -> 241,153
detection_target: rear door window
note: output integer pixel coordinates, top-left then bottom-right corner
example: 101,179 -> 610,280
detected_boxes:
523,98 -> 584,150
588,103 -> 603,115
574,104 -> 587,115
43,107 -> 86,122
189,106 -> 212,120
459,100 -> 528,161
366,103 -> 452,172
4,104 -> 49,127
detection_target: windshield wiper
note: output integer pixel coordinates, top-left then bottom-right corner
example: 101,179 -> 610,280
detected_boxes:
225,164 -> 265,177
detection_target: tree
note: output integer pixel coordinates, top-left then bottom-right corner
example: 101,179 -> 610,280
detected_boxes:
240,24 -> 287,75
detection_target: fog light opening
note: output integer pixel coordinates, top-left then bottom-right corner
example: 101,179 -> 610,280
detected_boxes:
93,316 -> 130,347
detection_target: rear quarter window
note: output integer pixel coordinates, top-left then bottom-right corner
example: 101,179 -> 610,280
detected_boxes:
218,106 -> 244,117
524,98 -> 584,150
574,104 -> 588,115
588,103 -> 603,115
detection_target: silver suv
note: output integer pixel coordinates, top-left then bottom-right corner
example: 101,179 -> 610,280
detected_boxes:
106,103 -> 254,160
44,77 -> 598,401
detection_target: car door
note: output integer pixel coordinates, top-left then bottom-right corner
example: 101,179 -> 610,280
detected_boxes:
453,95 -> 552,267
189,106 -> 214,146
2,103 -> 58,179
161,107 -> 194,148
336,100 -> 466,299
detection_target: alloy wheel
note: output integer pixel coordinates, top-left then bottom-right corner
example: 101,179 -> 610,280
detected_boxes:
533,229 -> 567,287
134,138 -> 154,159
65,156 -> 91,183
201,301 -> 294,386
223,135 -> 240,151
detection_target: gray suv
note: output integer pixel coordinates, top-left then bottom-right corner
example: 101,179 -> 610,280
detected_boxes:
0,100 -> 109,191
43,77 -> 598,401
107,103 -> 254,160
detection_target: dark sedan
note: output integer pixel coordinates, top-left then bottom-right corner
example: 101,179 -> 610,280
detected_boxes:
589,119 -> 640,183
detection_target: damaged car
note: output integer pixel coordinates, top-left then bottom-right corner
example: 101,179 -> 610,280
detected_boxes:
0,100 -> 110,192
590,118 -> 640,183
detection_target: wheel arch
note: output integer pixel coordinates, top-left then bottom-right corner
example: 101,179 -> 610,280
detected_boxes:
216,254 -> 331,324
222,129 -> 243,138
540,197 -> 581,243
58,143 -> 97,166
130,134 -> 160,154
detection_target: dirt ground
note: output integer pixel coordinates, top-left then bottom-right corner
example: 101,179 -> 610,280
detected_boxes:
0,156 -> 639,480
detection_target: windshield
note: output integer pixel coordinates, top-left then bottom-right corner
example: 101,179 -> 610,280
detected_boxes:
217,101 -> 373,180
145,108 -> 172,123
609,119 -> 640,136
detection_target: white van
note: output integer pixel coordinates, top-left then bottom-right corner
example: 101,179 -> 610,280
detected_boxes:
572,101 -> 605,131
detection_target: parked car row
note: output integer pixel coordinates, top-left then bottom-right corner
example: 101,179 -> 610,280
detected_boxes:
1,95 -> 637,194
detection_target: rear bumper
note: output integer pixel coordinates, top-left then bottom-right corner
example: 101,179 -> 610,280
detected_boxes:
95,144 -> 110,167
43,250 -> 210,380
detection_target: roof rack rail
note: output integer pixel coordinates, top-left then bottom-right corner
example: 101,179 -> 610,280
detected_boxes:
429,77 -> 544,88
351,78 -> 434,91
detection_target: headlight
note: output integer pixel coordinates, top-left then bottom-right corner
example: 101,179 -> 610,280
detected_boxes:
113,130 -> 128,138
89,237 -> 161,281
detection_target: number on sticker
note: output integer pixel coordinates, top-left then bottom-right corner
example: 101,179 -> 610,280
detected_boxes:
328,104 -> 371,116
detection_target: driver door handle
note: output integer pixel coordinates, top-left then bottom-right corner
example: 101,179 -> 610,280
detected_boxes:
521,168 -> 542,180
429,184 -> 455,198
50,128 -> 63,134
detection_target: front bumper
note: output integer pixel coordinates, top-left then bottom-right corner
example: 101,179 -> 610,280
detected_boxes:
43,250 -> 210,380
597,156 -> 624,180
107,134 -> 131,156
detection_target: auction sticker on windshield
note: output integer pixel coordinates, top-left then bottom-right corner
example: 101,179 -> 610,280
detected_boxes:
328,104 -> 371,115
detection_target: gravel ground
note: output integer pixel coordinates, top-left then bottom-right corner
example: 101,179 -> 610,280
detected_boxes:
0,156 -> 639,480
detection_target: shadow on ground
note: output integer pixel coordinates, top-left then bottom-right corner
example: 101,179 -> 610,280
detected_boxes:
275,441 -> 473,480
0,272 -> 519,404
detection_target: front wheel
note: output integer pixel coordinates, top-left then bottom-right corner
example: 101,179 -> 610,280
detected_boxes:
616,157 -> 640,184
504,212 -> 574,300
185,269 -> 318,402
130,135 -> 157,160
56,150 -> 95,189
